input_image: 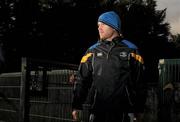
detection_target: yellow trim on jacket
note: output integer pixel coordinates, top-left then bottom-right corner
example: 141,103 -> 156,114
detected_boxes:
81,53 -> 93,63
131,53 -> 144,64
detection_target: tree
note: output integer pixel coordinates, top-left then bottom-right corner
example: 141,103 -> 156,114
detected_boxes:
0,0 -> 17,72
171,34 -> 180,48
1,0 -> 176,74
170,34 -> 180,57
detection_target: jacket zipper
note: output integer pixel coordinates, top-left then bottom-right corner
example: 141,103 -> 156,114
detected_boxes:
107,43 -> 115,59
125,86 -> 133,106
91,89 -> 97,109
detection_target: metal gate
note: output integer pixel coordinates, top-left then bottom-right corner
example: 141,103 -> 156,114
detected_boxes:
158,59 -> 180,122
0,57 -> 90,122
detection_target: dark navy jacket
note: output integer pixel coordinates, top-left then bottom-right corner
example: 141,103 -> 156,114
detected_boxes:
72,37 -> 146,112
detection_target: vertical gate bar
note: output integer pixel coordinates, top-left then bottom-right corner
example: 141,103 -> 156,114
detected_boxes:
19,57 -> 30,122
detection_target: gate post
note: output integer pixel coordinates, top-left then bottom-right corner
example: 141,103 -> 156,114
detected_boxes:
19,57 -> 29,122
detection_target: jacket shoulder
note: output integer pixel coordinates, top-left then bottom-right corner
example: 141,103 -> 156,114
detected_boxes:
121,40 -> 138,50
88,42 -> 100,50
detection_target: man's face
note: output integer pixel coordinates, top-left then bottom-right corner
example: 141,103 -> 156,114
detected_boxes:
98,22 -> 116,41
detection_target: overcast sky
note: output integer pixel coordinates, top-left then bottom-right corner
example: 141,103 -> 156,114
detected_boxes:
156,0 -> 180,34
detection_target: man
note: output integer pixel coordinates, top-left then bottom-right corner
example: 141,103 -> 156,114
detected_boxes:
72,11 -> 146,122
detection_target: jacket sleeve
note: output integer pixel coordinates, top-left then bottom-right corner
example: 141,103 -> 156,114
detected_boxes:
72,49 -> 94,110
130,50 -> 147,112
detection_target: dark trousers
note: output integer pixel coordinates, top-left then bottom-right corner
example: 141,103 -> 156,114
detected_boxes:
89,110 -> 129,122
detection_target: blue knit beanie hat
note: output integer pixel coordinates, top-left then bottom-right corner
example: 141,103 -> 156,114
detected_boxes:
98,11 -> 121,32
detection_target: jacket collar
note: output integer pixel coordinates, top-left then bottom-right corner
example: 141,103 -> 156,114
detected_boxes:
100,36 -> 123,45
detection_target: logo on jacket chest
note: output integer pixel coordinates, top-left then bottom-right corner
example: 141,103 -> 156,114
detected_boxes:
119,51 -> 128,58
96,52 -> 103,57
